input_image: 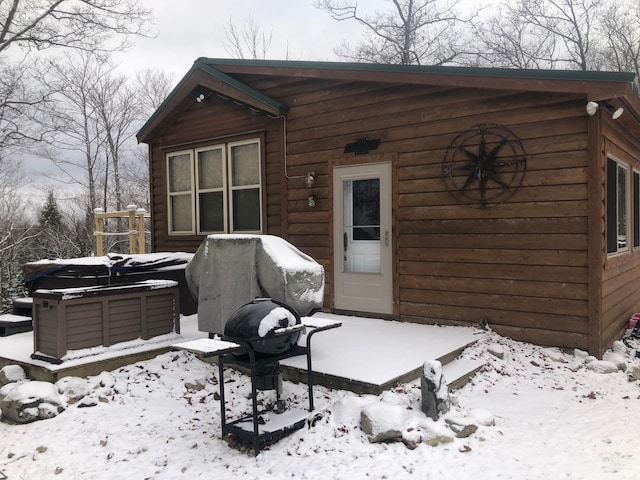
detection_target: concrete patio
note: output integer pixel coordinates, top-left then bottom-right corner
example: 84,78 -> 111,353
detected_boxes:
0,313 -> 484,392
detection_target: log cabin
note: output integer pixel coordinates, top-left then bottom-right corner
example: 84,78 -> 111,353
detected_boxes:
137,58 -> 640,356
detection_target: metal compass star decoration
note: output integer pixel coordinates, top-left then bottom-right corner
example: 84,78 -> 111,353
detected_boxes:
442,123 -> 527,207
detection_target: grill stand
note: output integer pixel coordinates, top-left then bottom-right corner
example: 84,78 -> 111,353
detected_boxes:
205,320 -> 341,455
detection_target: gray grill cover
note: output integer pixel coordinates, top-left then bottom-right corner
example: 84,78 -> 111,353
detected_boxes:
185,235 -> 325,333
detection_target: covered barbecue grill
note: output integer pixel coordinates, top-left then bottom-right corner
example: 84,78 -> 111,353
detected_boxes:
213,299 -> 338,454
177,235 -> 335,454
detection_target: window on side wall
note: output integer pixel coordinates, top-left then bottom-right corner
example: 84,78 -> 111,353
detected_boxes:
606,157 -> 628,254
634,170 -> 640,249
166,138 -> 262,235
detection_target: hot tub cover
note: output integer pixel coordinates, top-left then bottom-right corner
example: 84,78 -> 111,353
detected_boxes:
185,235 -> 324,334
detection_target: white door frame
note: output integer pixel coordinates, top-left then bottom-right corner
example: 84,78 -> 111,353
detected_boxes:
333,161 -> 393,314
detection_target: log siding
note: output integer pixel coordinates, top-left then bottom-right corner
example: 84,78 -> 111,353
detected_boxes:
138,60 -> 640,356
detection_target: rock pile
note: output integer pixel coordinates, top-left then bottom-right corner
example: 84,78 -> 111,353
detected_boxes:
0,365 -> 65,424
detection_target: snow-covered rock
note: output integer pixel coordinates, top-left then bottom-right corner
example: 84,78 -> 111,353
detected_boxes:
573,349 -> 589,360
418,419 -> 456,447
421,360 -> 450,420
585,360 -> 618,374
602,352 -> 627,372
331,394 -> 377,426
0,380 -> 65,423
56,376 -> 91,404
445,417 -> 478,438
0,365 -> 26,386
360,401 -> 407,443
487,343 -> 505,359
542,347 -> 568,363
469,408 -> 495,427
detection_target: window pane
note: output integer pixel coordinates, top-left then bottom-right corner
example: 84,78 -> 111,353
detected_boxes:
230,142 -> 260,186
232,188 -> 260,231
607,159 -> 617,254
168,153 -> 191,192
198,148 -> 224,189
170,194 -> 192,232
618,165 -> 627,249
634,172 -> 639,248
199,191 -> 224,232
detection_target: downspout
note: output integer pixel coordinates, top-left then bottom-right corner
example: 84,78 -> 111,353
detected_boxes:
586,103 -> 604,357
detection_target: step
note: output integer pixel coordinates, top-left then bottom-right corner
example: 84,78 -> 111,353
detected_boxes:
442,357 -> 485,390
0,313 -> 33,337
12,297 -> 33,316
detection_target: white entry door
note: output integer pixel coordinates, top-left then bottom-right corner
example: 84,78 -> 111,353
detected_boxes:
333,162 -> 393,314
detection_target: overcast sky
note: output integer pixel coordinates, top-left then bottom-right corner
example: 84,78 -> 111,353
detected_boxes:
116,0 -> 374,78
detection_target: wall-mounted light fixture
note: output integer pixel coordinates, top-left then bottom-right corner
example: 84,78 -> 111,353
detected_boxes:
196,92 -> 212,103
308,193 -> 316,208
586,101 -> 624,120
305,171 -> 315,188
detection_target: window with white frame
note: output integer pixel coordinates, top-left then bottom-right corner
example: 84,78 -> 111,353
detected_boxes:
607,157 -> 628,254
166,139 -> 262,235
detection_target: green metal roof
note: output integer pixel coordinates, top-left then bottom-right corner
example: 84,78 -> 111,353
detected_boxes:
199,57 -> 638,86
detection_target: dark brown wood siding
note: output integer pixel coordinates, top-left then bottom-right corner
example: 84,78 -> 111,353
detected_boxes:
601,117 -> 640,350
224,75 -> 591,350
150,72 -> 640,352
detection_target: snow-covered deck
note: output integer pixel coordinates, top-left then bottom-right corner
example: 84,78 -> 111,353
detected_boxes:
0,313 -> 484,392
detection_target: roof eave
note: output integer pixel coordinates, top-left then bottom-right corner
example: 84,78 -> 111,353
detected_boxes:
137,59 -> 287,144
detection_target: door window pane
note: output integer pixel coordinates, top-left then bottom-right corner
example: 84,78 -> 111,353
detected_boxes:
170,194 -> 192,232
352,179 -> 380,240
232,188 -> 261,231
199,192 -> 224,232
230,142 -> 260,186
343,178 -> 381,273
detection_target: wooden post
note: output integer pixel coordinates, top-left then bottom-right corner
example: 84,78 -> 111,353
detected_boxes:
94,208 -> 104,256
127,205 -> 137,255
137,209 -> 146,254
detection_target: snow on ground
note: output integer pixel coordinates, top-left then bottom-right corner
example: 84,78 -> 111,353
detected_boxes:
1,330 -> 639,479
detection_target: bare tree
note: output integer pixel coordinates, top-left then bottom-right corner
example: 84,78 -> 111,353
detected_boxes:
35,51 -> 106,211
0,0 -> 153,165
92,72 -> 143,212
224,15 -> 274,59
601,2 -> 640,77
316,0 -> 478,65
484,0 -> 605,71
472,8 -> 559,69
135,68 -> 176,114
0,159 -> 37,309
0,57 -> 59,159
0,0 -> 153,54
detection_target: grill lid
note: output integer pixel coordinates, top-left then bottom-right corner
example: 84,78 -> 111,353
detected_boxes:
224,298 -> 301,355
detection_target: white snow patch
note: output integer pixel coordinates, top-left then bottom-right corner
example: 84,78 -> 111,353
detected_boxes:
257,307 -> 298,337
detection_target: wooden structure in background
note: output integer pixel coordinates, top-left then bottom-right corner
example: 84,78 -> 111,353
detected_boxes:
137,59 -> 640,356
94,205 -> 149,256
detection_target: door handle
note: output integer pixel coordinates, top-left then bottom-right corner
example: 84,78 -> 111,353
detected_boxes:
343,232 -> 348,252
384,230 -> 389,247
